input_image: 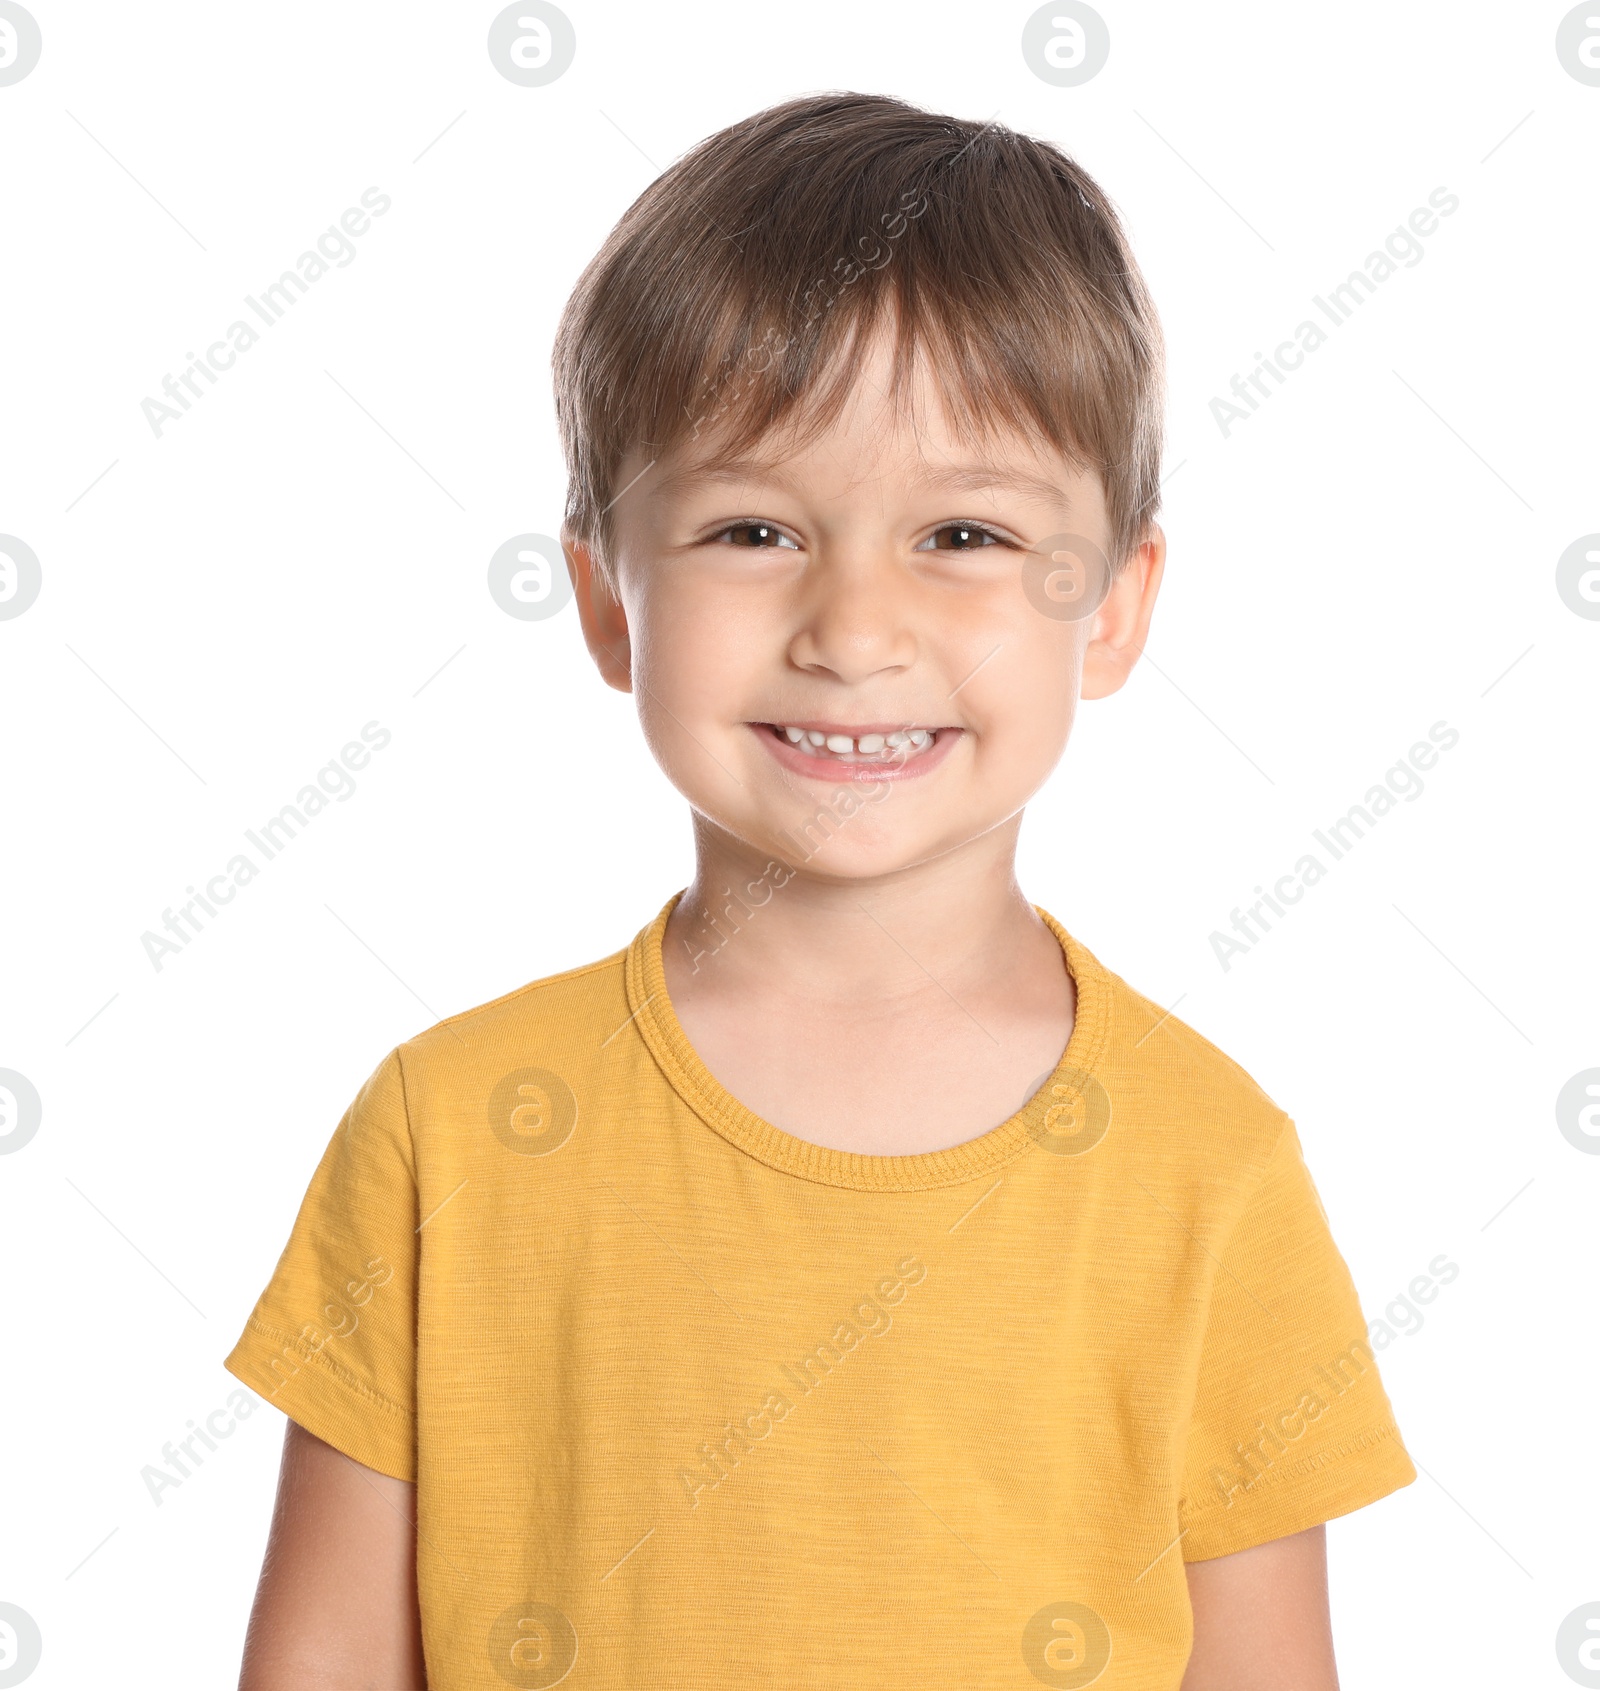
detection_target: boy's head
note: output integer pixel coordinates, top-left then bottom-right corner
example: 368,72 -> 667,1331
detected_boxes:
552,92 -> 1167,883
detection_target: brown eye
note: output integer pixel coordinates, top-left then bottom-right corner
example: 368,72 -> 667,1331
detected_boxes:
920,522 -> 1004,551
717,521 -> 798,549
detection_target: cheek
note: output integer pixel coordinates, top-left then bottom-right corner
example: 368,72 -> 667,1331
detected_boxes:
969,632 -> 1082,784
628,584 -> 756,774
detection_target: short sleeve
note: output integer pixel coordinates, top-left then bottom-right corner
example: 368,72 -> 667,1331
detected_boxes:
223,1047 -> 418,1481
1179,1116 -> 1415,1560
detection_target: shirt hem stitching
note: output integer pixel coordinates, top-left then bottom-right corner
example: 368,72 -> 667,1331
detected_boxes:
239,1315 -> 412,1422
1181,1419 -> 1407,1524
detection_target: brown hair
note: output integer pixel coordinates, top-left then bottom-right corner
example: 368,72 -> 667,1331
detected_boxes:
552,91 -> 1164,583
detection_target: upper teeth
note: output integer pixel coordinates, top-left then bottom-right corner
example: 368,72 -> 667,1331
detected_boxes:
779,725 -> 933,755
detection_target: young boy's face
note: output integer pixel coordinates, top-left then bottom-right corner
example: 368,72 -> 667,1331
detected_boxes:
565,325 -> 1164,882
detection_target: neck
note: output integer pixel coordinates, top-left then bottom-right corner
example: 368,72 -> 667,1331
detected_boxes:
664,811 -> 1050,1010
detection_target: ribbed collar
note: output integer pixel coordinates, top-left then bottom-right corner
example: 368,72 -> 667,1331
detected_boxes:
623,890 -> 1112,1191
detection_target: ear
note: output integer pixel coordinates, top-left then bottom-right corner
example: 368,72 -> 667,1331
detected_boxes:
563,527 -> 633,693
1081,523 -> 1166,701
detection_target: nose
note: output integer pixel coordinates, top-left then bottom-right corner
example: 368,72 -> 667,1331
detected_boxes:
785,545 -> 919,685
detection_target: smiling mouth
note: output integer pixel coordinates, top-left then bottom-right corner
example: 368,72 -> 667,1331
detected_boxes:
755,722 -> 955,764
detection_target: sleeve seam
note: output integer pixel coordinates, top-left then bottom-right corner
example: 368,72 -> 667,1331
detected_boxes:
1209,1108 -> 1294,1275
1255,1110 -> 1294,1204
391,1043 -> 420,1187
241,1314 -> 411,1421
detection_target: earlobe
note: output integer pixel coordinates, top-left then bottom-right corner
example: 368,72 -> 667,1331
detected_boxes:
563,530 -> 634,694
1081,525 -> 1166,701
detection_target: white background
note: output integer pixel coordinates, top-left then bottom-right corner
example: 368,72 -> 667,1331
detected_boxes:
1,2 -> 1596,1686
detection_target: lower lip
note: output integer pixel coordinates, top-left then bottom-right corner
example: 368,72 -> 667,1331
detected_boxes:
751,724 -> 961,784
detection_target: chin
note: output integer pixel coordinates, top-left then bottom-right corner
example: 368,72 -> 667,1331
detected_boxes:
750,813 -> 977,884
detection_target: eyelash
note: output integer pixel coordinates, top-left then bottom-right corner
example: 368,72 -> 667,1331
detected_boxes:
707,519 -> 1015,551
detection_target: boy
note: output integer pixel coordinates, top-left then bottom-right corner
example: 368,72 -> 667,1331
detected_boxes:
226,92 -> 1414,1689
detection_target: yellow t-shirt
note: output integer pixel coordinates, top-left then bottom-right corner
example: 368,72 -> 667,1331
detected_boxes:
225,892 -> 1414,1690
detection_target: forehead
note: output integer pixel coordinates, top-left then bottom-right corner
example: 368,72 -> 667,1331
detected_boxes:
652,452 -> 1076,510
638,332 -> 1086,510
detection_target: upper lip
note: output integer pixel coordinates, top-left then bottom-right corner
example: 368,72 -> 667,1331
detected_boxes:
755,720 -> 954,735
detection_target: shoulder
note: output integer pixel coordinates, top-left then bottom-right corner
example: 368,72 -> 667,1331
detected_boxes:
1067,930 -> 1292,1184
391,942 -> 632,1098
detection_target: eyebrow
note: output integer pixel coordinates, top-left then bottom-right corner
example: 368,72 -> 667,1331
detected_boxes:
650,456 -> 1070,508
